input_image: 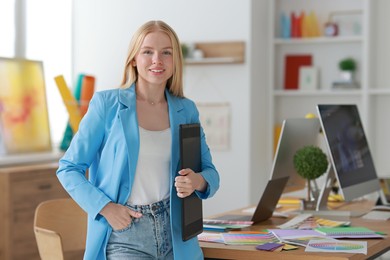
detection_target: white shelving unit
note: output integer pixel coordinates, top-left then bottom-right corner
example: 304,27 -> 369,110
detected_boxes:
268,0 -> 390,178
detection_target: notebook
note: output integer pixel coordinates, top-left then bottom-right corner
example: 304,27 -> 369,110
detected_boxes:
179,123 -> 203,241
314,227 -> 384,239
214,176 -> 290,224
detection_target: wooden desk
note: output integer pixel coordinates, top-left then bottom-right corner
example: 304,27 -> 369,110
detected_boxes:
201,200 -> 390,260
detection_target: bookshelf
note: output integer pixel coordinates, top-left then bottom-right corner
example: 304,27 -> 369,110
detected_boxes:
268,0 -> 390,179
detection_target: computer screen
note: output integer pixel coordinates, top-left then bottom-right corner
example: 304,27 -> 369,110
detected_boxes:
270,118 -> 322,193
317,104 -> 380,201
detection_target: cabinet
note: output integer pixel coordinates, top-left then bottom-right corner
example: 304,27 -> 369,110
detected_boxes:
0,163 -> 69,260
268,0 -> 390,178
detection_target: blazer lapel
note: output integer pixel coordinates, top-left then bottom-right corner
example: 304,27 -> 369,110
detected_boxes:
118,85 -> 139,176
166,90 -> 186,178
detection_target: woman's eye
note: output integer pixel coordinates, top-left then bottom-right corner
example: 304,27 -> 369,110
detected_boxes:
163,50 -> 172,56
143,50 -> 153,55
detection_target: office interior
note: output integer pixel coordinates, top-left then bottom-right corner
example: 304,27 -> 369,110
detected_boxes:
1,1 -> 390,259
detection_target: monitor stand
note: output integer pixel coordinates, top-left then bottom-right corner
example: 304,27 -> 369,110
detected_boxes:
301,166 -> 367,220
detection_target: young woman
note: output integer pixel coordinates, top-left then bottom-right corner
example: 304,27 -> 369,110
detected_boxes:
56,20 -> 220,259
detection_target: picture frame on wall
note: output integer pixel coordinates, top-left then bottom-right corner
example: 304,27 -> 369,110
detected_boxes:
196,102 -> 230,151
298,66 -> 319,91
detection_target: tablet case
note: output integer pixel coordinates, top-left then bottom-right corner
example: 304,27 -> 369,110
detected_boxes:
180,123 -> 203,241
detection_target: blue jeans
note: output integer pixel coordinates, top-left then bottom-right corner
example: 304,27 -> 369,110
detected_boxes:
106,197 -> 173,260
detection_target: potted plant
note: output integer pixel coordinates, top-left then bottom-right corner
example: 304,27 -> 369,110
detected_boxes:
293,145 -> 329,209
338,57 -> 356,83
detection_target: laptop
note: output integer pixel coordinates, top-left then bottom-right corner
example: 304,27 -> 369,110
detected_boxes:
214,118 -> 320,224
215,176 -> 290,223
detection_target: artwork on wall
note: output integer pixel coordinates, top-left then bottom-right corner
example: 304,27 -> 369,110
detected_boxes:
196,102 -> 230,151
0,57 -> 52,154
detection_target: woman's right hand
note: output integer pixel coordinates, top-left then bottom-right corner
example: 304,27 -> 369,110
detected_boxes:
99,202 -> 142,231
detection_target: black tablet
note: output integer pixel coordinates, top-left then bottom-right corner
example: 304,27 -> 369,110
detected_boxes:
179,123 -> 203,241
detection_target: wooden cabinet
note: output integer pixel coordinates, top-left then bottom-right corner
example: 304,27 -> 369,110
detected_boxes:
0,163 -> 69,260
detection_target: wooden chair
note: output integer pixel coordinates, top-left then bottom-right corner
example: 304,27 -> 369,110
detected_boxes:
33,198 -> 87,260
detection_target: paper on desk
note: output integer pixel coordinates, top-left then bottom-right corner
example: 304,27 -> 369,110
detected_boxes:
362,210 -> 390,220
242,205 -> 282,214
241,207 -> 288,218
277,213 -> 313,229
305,239 -> 367,255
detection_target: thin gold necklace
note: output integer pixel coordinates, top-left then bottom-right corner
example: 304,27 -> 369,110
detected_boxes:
136,92 -> 165,105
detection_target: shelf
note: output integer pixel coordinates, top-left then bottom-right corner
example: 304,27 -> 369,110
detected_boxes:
369,89 -> 390,95
184,41 -> 245,65
273,89 -> 362,97
185,56 -> 241,65
274,36 -> 363,45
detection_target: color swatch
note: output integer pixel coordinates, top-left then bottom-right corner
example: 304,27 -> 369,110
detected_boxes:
306,239 -> 367,254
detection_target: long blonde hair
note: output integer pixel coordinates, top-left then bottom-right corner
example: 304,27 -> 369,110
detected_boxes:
120,20 -> 184,97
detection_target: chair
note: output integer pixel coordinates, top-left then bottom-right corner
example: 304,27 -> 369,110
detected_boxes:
34,198 -> 87,260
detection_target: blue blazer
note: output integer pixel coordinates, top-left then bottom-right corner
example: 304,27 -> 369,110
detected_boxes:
57,84 -> 220,260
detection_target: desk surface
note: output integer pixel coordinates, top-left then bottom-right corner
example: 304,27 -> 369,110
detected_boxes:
200,200 -> 390,260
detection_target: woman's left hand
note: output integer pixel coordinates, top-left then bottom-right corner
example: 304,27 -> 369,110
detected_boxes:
174,168 -> 207,198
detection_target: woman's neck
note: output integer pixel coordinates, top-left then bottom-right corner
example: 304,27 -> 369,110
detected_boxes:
135,83 -> 166,105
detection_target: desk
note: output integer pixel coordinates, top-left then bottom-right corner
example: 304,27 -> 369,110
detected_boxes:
200,200 -> 390,260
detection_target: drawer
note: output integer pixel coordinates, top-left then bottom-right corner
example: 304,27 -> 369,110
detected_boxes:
12,237 -> 40,260
11,172 -> 68,210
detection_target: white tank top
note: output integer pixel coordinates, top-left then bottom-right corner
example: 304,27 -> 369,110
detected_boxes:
127,127 -> 172,205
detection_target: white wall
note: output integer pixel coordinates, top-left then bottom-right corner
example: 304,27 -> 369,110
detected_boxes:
72,0 -> 269,216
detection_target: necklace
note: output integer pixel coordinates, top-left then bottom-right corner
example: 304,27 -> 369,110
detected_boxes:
136,92 -> 165,105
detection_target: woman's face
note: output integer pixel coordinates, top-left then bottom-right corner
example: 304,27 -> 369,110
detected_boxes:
134,31 -> 174,88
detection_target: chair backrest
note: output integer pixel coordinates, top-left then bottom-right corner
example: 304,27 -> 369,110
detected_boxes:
34,198 -> 87,260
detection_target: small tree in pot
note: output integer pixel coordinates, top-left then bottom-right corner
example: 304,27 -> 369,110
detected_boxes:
293,145 -> 329,205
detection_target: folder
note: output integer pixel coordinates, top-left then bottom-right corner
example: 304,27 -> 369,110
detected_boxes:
180,123 -> 203,241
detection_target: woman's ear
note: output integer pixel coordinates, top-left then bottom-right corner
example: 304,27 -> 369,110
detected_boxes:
132,60 -> 136,67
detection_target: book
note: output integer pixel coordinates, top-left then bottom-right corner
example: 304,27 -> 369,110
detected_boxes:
315,226 -> 374,236
203,219 -> 253,226
314,226 -> 384,238
284,55 -> 312,90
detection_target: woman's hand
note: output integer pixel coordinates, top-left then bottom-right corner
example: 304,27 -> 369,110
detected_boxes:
99,202 -> 142,231
174,168 -> 207,198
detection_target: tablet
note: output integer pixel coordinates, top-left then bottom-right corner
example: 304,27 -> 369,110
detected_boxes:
179,123 -> 203,241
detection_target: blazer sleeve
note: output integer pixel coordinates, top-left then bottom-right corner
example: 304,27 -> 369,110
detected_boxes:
189,102 -> 220,199
56,92 -> 112,219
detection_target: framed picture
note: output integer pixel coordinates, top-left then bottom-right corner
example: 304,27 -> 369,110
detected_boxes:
196,102 -> 230,151
330,10 -> 363,37
299,66 -> 319,91
0,57 -> 52,154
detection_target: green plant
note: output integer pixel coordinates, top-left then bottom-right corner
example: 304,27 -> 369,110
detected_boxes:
339,57 -> 356,71
293,145 -> 328,201
181,43 -> 189,58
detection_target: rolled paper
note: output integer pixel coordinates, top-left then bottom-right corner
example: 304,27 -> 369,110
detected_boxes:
54,75 -> 82,133
80,75 -> 95,116
60,74 -> 85,151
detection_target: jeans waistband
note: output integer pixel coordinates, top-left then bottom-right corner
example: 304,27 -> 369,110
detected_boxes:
125,197 -> 170,215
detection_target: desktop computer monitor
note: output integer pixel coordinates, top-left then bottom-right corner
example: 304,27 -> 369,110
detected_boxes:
316,104 -> 380,201
270,118 -> 322,193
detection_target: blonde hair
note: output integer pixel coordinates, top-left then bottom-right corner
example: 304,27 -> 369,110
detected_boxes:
120,20 -> 184,97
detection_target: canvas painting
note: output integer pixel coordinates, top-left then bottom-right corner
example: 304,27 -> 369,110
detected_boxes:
0,57 -> 52,154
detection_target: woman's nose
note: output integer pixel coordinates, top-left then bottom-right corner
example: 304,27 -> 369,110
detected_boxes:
152,53 -> 163,65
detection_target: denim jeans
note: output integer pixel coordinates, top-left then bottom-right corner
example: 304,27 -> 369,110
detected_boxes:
106,197 -> 173,260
